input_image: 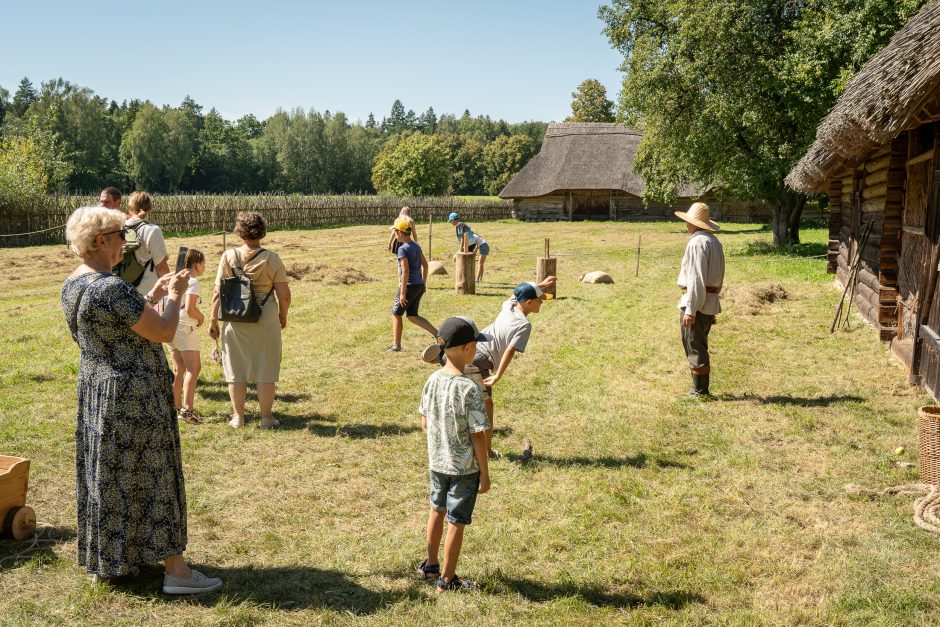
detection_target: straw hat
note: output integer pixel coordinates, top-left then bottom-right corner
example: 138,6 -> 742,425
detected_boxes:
674,202 -> 719,231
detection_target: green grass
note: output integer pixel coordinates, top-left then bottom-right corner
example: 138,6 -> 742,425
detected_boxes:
0,220 -> 936,624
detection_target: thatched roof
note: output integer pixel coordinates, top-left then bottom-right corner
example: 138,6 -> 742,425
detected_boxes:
499,122 -> 702,199
787,1 -> 940,192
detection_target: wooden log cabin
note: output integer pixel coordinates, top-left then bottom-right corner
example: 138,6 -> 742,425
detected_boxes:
500,122 -> 739,221
786,0 -> 940,396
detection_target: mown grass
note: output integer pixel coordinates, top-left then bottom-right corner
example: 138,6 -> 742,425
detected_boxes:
0,220 -> 936,625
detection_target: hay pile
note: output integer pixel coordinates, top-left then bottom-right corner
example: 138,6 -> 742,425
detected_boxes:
725,283 -> 789,315
287,264 -> 372,285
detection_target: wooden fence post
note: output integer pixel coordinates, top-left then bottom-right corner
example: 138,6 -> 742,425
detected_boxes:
635,234 -> 641,278
455,232 -> 476,295
428,214 -> 432,258
536,237 -> 557,298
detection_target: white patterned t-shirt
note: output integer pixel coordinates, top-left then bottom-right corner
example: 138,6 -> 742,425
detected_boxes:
418,369 -> 490,475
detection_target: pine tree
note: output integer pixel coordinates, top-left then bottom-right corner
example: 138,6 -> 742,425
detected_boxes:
11,77 -> 37,117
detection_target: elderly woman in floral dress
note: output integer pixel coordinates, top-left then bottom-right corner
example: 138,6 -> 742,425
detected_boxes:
61,206 -> 222,594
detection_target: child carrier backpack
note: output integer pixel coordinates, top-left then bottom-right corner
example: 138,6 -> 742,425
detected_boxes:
112,220 -> 153,286
218,249 -> 274,323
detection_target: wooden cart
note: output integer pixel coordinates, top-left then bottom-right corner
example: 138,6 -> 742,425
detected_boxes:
0,456 -> 36,541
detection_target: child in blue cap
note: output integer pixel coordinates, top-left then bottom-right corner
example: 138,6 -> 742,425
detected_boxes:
447,213 -> 490,282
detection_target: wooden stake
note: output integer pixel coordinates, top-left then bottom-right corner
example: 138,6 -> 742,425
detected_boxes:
537,237 -> 557,298
428,214 -> 432,257
635,234 -> 641,277
455,251 -> 476,295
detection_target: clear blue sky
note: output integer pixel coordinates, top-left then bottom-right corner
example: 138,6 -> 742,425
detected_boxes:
0,0 -> 624,124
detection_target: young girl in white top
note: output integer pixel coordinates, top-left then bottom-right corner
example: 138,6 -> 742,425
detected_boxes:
171,248 -> 206,424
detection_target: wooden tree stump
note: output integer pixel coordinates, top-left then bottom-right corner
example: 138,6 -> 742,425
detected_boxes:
455,233 -> 475,294
537,237 -> 557,298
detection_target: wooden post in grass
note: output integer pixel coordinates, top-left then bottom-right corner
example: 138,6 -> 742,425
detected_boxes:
635,234 -> 641,277
537,237 -> 557,298
428,214 -> 432,258
455,232 -> 475,295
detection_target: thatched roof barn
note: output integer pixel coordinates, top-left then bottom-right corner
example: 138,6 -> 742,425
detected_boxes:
500,122 -> 767,222
787,0 -> 940,396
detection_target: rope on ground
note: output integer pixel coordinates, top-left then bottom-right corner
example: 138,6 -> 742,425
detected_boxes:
0,224 -> 67,238
0,523 -> 60,569
844,483 -> 940,534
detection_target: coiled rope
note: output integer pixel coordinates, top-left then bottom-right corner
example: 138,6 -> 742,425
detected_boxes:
845,483 -> 940,534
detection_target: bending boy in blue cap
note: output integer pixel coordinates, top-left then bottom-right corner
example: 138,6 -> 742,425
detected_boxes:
423,276 -> 556,458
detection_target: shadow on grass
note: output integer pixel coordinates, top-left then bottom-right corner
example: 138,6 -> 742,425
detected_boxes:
734,240 -> 827,258
0,525 -> 75,572
492,576 -> 705,609
197,381 -> 311,405
272,410 -> 421,439
505,452 -> 691,470
110,564 -> 416,614
720,393 -> 865,407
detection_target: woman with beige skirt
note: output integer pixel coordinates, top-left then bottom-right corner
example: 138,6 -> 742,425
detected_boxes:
208,212 -> 291,429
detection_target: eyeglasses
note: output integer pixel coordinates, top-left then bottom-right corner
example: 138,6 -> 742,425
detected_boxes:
101,227 -> 127,241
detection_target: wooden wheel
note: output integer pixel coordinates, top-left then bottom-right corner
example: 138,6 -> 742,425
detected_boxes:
2,506 -> 36,541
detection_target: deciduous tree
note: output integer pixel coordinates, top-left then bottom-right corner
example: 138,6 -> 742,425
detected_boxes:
372,131 -> 450,196
599,0 -> 930,246
565,79 -> 615,123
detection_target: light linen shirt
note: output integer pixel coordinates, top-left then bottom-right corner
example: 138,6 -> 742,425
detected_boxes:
677,230 -> 725,316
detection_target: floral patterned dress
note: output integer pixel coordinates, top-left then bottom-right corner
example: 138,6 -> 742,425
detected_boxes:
61,272 -> 187,576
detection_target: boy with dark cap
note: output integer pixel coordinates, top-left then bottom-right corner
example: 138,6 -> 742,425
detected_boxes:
415,317 -> 491,592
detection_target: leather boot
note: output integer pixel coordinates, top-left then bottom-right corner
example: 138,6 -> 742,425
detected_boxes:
691,374 -> 710,397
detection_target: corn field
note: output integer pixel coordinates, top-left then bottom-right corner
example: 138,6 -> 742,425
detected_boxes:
0,194 -> 515,247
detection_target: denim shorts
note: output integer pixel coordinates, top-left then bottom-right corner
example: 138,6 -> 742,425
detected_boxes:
478,243 -> 490,256
429,470 -> 480,525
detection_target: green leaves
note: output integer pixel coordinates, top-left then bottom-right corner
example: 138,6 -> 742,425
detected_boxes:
566,79 -> 616,123
599,0 -> 931,245
371,132 -> 451,196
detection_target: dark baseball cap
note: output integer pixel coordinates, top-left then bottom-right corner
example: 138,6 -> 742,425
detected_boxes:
513,281 -> 553,302
437,316 -> 490,349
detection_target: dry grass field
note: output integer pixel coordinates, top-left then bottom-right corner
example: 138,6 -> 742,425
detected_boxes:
0,220 -> 936,625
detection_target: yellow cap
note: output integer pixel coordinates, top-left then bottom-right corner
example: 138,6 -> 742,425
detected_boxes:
392,217 -> 412,234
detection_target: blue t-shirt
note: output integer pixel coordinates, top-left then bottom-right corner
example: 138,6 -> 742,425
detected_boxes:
455,222 -> 474,245
397,240 -> 424,285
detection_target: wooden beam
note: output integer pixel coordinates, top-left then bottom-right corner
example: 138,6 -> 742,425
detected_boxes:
907,149 -> 934,168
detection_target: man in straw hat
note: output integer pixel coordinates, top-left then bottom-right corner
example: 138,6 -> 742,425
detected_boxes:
675,202 -> 725,398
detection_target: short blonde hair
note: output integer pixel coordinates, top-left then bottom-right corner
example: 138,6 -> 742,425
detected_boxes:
128,191 -> 152,214
66,206 -> 125,256
399,206 -> 412,217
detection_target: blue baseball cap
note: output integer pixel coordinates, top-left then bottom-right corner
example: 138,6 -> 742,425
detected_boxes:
447,212 -> 460,222
513,281 -> 553,302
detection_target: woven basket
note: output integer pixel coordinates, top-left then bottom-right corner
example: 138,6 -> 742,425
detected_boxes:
918,406 -> 940,485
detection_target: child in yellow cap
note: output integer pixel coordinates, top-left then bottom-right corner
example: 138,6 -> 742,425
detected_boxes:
388,217 -> 437,352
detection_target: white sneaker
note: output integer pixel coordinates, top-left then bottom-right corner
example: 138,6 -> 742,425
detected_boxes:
228,415 -> 244,428
162,568 -> 223,595
421,343 -> 443,364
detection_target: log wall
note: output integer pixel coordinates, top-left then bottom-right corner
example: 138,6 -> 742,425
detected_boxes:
829,139 -> 906,340
511,191 -> 785,222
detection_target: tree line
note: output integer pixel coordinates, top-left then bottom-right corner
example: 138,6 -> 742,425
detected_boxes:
0,78 -> 547,205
